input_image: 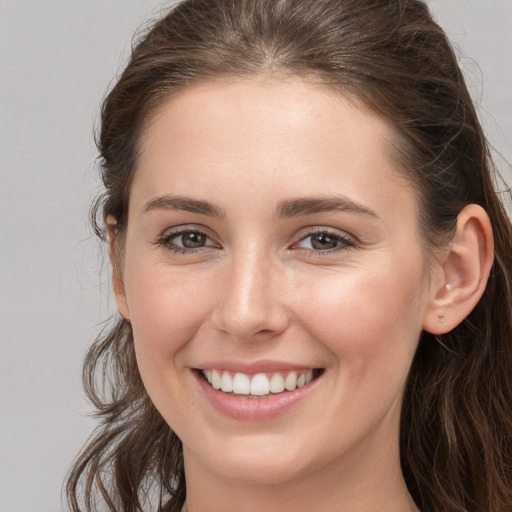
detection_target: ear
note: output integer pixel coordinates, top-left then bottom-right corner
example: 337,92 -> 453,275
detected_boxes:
106,215 -> 131,321
423,204 -> 494,335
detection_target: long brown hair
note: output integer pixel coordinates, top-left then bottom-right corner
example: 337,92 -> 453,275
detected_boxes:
66,1 -> 512,510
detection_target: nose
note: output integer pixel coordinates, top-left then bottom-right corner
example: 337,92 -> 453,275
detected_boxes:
211,249 -> 290,341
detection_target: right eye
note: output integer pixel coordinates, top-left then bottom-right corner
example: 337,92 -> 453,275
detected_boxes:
173,231 -> 208,249
158,228 -> 218,253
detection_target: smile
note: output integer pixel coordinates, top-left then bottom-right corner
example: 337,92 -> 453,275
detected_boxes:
194,366 -> 324,420
201,369 -> 321,396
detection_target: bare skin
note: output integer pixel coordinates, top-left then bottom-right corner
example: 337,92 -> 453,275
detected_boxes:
112,78 -> 492,512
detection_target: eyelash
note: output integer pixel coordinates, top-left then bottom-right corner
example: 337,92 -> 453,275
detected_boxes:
156,227 -> 217,254
156,227 -> 356,255
293,229 -> 356,255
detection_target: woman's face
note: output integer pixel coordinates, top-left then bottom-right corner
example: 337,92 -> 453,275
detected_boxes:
116,79 -> 436,486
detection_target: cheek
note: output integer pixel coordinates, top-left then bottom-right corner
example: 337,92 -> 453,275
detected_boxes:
289,263 -> 427,444
128,269 -> 211,344
292,261 -> 426,375
123,257 -> 216,393
123,266 -> 219,428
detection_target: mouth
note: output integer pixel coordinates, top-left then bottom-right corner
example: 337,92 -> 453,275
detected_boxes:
198,368 -> 324,398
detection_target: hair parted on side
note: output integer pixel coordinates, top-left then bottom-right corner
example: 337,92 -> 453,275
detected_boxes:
66,1 -> 512,511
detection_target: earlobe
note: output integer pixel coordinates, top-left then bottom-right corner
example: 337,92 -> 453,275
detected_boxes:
423,204 -> 494,335
106,215 -> 131,321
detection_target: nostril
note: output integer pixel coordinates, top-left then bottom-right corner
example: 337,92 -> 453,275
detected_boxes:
211,302 -> 290,340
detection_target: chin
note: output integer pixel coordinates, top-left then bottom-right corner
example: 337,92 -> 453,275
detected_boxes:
210,452 -> 315,486
183,428 -> 331,487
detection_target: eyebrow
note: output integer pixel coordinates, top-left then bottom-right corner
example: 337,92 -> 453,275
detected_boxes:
143,195 -> 225,217
276,196 -> 378,218
142,194 -> 378,219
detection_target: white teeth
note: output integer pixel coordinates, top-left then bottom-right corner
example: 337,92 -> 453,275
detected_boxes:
203,369 -> 317,396
232,373 -> 251,394
284,371 -> 298,391
250,373 -> 270,396
211,370 -> 221,390
220,372 -> 233,392
269,373 -> 285,393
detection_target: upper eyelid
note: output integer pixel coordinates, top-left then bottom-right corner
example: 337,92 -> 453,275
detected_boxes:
295,226 -> 357,243
159,224 -> 215,238
299,228 -> 351,239
156,224 -> 357,247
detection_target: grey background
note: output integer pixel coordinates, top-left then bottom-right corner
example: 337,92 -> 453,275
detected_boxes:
0,1 -> 510,511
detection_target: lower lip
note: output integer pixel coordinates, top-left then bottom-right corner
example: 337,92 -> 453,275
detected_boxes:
194,371 -> 320,420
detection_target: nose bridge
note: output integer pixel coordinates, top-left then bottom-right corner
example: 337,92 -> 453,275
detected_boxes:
213,243 -> 288,339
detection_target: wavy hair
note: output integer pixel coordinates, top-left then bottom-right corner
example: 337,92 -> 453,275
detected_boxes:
66,1 -> 512,510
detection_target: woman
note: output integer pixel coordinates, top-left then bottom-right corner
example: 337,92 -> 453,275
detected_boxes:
66,0 -> 512,511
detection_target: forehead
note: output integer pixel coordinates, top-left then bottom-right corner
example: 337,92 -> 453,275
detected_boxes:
141,78 -> 394,156
132,78 -> 416,220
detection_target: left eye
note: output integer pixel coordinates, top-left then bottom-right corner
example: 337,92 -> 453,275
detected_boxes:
297,231 -> 354,251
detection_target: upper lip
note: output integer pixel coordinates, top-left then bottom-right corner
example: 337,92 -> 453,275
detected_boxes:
195,360 -> 320,374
